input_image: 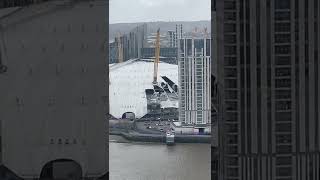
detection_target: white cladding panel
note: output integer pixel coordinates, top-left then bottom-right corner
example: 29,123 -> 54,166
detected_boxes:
0,1 -> 108,178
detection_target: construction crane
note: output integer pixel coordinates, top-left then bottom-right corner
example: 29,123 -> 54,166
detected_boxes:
117,32 -> 123,63
153,28 -> 161,84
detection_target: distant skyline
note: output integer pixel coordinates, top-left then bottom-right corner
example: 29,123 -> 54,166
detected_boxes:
109,0 -> 211,24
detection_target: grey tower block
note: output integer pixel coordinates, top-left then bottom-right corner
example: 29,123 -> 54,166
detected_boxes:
0,0 -> 108,179
215,0 -> 320,179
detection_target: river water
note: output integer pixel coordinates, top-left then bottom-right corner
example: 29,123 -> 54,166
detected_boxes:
109,135 -> 211,180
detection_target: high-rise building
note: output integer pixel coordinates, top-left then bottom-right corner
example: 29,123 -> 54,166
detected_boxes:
216,0 -> 320,179
168,30 -> 177,48
130,23 -> 147,59
178,37 -> 211,133
175,24 -> 183,44
109,24 -> 147,64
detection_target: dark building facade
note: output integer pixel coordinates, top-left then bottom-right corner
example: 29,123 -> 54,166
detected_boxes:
0,1 -> 108,178
216,0 -> 320,179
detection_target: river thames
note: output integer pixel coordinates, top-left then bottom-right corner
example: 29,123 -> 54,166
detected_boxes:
109,135 -> 210,180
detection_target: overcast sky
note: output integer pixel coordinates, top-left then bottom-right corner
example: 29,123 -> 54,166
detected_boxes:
109,0 -> 211,24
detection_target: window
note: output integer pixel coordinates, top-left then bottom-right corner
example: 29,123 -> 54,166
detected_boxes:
276,101 -> 291,110
212,0 -> 216,11
226,124 -> 238,133
275,45 -> 291,55
225,90 -> 237,99
224,23 -> 236,33
275,68 -> 291,77
226,157 -> 238,166
224,35 -> 237,44
275,0 -> 290,9
194,39 -> 204,52
275,23 -> 291,32
275,11 -> 291,21
179,39 -> 184,54
275,34 -> 291,43
275,56 -> 291,65
276,79 -> 291,88
276,167 -> 292,177
225,79 -> 237,88
224,1 -> 236,10
275,90 -> 291,99
276,156 -> 292,165
48,96 -> 56,106
81,96 -> 88,105
225,112 -> 238,122
276,145 -> 292,153
225,46 -> 237,55
224,57 -> 237,66
224,12 -> 236,21
224,68 -> 237,77
187,39 -> 192,56
276,112 -> 291,122
206,39 -> 211,56
226,167 -> 238,177
276,123 -> 291,132
16,97 -> 23,106
276,134 -> 291,145
226,145 -> 238,154
225,101 -> 237,111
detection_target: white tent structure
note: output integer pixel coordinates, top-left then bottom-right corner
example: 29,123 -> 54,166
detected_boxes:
109,59 -> 178,118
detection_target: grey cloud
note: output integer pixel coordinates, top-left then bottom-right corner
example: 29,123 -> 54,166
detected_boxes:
110,0 -> 210,24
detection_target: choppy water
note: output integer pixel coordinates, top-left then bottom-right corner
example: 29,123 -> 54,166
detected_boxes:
109,135 -> 210,180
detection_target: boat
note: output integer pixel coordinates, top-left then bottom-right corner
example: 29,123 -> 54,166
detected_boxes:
166,131 -> 175,145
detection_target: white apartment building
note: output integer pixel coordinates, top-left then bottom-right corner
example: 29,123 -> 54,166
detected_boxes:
178,37 -> 211,134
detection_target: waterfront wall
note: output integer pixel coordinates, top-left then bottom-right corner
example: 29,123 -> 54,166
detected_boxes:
110,129 -> 211,143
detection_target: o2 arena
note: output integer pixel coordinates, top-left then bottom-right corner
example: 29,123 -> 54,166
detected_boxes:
109,59 -> 179,119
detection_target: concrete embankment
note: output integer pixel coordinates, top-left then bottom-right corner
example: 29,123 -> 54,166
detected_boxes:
109,129 -> 211,143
